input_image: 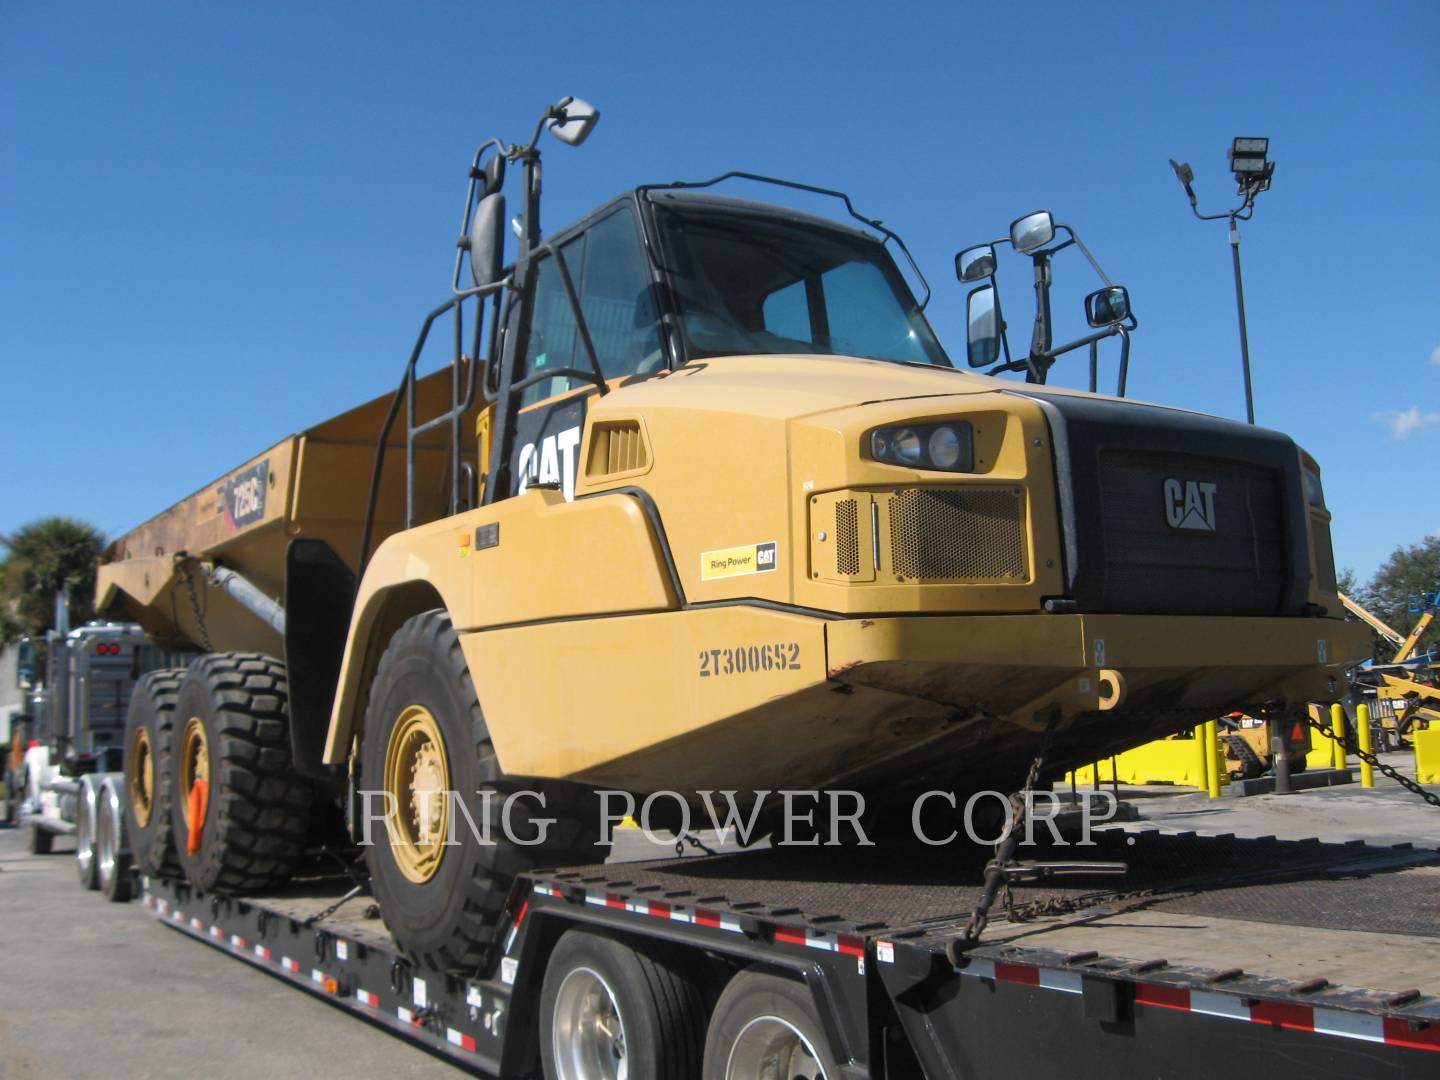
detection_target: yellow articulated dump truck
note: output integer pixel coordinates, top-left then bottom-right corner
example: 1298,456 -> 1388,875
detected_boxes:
96,98 -> 1367,974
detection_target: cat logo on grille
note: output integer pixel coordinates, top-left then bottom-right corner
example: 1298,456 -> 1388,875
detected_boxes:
1163,478 -> 1218,531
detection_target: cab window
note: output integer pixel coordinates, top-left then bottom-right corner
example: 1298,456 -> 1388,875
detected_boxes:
521,205 -> 662,406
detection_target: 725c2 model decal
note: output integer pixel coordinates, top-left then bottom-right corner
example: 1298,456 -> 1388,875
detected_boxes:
698,642 -> 802,677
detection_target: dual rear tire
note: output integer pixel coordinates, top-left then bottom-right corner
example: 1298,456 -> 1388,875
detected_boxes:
535,930 -> 837,1080
124,656 -> 310,894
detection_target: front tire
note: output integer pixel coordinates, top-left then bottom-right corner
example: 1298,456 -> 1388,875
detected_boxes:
540,929 -> 705,1080
361,610 -> 604,972
170,654 -> 310,893
702,970 -> 839,1080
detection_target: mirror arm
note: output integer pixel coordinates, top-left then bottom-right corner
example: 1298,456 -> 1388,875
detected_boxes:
1116,326 -> 1132,397
1057,224 -> 1113,287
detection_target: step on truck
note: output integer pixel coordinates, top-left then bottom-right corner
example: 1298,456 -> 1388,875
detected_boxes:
80,96 -> 1418,1075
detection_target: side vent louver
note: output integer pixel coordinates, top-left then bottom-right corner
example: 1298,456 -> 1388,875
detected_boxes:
585,419 -> 652,479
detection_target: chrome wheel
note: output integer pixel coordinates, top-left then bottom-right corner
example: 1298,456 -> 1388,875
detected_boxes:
725,1015 -> 827,1080
551,965 -> 628,1080
97,788 -> 119,887
75,787 -> 97,887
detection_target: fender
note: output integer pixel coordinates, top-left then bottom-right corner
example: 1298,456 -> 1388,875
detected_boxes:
322,488 -> 679,766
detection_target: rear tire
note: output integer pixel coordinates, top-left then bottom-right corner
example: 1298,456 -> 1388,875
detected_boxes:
540,929 -> 704,1080
29,824 -> 53,855
97,779 -> 133,903
124,669 -> 186,878
361,610 -> 605,972
170,653 -> 310,893
702,969 -> 839,1080
76,776 -> 100,889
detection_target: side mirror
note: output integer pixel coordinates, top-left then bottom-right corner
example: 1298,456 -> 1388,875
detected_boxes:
966,284 -> 1001,368
1084,285 -> 1131,327
955,244 -> 996,283
469,192 -> 506,287
548,97 -> 600,146
481,153 -> 506,197
1010,210 -> 1054,254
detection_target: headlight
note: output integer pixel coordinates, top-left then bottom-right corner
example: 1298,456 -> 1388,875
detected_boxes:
1303,467 -> 1325,509
869,422 -> 974,471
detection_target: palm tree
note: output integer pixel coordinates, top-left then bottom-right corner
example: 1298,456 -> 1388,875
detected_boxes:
0,517 -> 104,645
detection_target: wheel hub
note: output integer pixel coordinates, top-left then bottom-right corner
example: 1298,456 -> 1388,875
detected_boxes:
179,717 -> 210,830
725,1016 -> 827,1080
382,704 -> 452,884
552,967 -> 627,1080
129,725 -> 155,828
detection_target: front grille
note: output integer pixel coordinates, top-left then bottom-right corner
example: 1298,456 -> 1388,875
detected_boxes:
835,498 -> 860,575
888,487 -> 1027,581
1098,450 -> 1287,615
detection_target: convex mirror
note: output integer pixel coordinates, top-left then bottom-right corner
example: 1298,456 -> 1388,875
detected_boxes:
1010,210 -> 1054,254
955,244 -> 997,282
1084,285 -> 1131,327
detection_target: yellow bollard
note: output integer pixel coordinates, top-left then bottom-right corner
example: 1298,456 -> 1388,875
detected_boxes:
1330,702 -> 1348,771
1356,704 -> 1375,788
1203,720 -> 1223,798
1192,726 -> 1209,790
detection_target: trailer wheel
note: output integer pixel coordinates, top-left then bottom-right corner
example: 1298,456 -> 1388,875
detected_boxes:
76,776 -> 100,889
361,609 -> 604,972
96,778 -> 133,902
539,929 -> 704,1080
124,670 -> 186,876
170,653 -> 311,893
28,823 -> 53,855
703,969 -> 839,1080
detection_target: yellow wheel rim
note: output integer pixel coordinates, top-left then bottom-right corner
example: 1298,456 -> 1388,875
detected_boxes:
382,704 -> 451,884
179,717 -> 210,830
129,726 -> 155,829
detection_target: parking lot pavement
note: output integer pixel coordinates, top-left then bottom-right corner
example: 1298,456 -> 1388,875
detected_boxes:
0,825 -> 472,1080
1080,753 -> 1440,849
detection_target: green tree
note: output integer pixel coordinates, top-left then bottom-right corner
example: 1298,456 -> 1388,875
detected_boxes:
0,517 -> 105,645
1363,535 -> 1440,658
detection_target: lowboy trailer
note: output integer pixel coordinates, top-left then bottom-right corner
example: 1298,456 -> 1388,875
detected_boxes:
137,827 -> 1439,1078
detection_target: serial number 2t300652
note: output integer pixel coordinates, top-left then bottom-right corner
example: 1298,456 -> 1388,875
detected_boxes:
698,643 -> 802,677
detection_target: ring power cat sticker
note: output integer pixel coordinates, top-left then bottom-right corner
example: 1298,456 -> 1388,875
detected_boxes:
701,541 -> 778,581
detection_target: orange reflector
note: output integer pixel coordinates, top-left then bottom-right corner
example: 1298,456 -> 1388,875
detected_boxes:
187,779 -> 210,855
324,977 -> 340,995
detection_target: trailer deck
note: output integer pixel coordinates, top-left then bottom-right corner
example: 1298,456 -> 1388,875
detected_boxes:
140,829 -> 1440,1078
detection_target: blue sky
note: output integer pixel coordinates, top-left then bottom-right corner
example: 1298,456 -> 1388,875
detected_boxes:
2,1 -> 1437,585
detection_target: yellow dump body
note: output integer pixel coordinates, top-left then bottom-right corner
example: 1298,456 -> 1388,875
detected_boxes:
96,367 -> 476,653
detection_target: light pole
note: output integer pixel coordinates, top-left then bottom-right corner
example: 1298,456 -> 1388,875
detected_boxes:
1169,138 -> 1274,425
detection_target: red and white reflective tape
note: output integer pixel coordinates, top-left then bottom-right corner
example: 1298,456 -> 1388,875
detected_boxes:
356,988 -> 380,1008
229,934 -> 247,951
254,943 -> 272,961
774,925 -> 865,958
209,925 -> 223,940
310,968 -> 329,986
143,896 -> 154,911
954,958 -> 1439,1054
446,1028 -> 478,1052
397,1005 -> 420,1026
281,956 -> 301,974
190,917 -> 204,932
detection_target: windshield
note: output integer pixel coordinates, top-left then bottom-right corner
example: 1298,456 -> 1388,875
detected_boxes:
652,204 -> 951,367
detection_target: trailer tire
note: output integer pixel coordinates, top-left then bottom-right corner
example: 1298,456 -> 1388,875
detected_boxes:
361,609 -> 605,972
76,775 -> 100,889
124,669 -> 187,878
170,653 -> 311,893
540,928 -> 704,1080
97,778 -> 133,902
29,823 -> 53,855
702,969 -> 840,1080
